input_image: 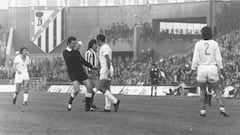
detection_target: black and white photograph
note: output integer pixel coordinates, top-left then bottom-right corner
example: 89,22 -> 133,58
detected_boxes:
0,0 -> 240,135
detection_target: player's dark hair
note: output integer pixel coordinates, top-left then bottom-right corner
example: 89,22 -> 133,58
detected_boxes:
88,39 -> 97,50
20,47 -> 27,54
67,36 -> 76,46
96,34 -> 105,42
201,26 -> 212,40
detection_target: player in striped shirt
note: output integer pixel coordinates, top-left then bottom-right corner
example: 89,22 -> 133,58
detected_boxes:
85,39 -> 99,111
190,26 -> 229,117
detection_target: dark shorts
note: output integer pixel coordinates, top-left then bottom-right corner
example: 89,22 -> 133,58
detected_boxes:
71,73 -> 88,83
151,79 -> 158,85
88,71 -> 99,80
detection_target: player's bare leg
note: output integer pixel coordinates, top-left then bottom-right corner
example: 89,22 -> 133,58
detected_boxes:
89,87 -> 99,111
88,73 -> 100,111
199,82 -> 207,116
151,86 -> 153,97
205,86 -> 212,106
13,83 -> 21,105
209,82 -> 229,117
104,96 -> 111,112
67,81 -> 80,111
104,80 -> 112,111
95,80 -> 120,112
22,80 -> 29,105
154,85 -> 157,97
82,79 -> 94,111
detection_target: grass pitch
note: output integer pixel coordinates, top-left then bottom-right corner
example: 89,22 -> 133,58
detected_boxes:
0,91 -> 239,135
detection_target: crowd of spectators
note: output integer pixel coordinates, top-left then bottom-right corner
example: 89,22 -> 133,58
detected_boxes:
111,50 -> 194,86
217,29 -> 240,87
104,22 -> 133,44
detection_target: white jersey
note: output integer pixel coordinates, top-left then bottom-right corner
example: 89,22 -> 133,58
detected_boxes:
14,54 -> 30,73
191,39 -> 223,70
99,44 -> 112,68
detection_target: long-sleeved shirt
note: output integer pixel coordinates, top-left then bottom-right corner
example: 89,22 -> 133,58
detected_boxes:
63,47 -> 93,81
150,67 -> 159,80
84,48 -> 98,73
191,39 -> 223,70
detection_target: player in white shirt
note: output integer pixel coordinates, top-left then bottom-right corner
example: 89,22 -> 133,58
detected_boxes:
96,34 -> 120,112
190,26 -> 229,117
12,47 -> 30,105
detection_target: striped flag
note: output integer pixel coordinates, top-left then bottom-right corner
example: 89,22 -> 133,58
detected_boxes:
30,7 -> 65,53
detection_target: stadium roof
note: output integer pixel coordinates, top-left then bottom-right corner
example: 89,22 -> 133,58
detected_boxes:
5,0 -> 238,8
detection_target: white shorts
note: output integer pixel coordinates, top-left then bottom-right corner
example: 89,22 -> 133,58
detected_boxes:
99,66 -> 114,80
197,65 -> 219,83
14,72 -> 30,83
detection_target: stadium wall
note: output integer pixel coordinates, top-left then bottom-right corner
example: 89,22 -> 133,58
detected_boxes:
0,10 -> 8,31
7,1 -> 226,54
7,7 -> 43,53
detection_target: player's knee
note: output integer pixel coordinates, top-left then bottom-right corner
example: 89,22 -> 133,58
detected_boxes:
74,89 -> 81,94
23,90 -> 29,93
215,93 -> 221,99
99,89 -> 106,94
73,84 -> 80,92
86,85 -> 94,93
199,83 -> 206,90
92,87 -> 98,93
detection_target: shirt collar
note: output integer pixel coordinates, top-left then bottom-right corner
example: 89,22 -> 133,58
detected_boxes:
89,48 -> 95,52
66,46 -> 72,52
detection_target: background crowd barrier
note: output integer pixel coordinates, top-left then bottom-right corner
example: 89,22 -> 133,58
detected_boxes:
1,84 -> 238,98
46,85 -> 200,96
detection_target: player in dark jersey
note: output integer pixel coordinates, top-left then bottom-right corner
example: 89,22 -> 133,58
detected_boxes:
63,36 -> 98,111
149,63 -> 159,97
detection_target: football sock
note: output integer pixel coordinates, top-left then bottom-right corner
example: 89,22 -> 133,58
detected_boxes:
91,93 -> 95,106
85,93 -> 93,111
69,91 -> 79,104
68,96 -> 74,105
208,95 -> 212,104
104,90 -> 117,104
104,96 -> 111,110
23,93 -> 29,102
13,92 -> 18,98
